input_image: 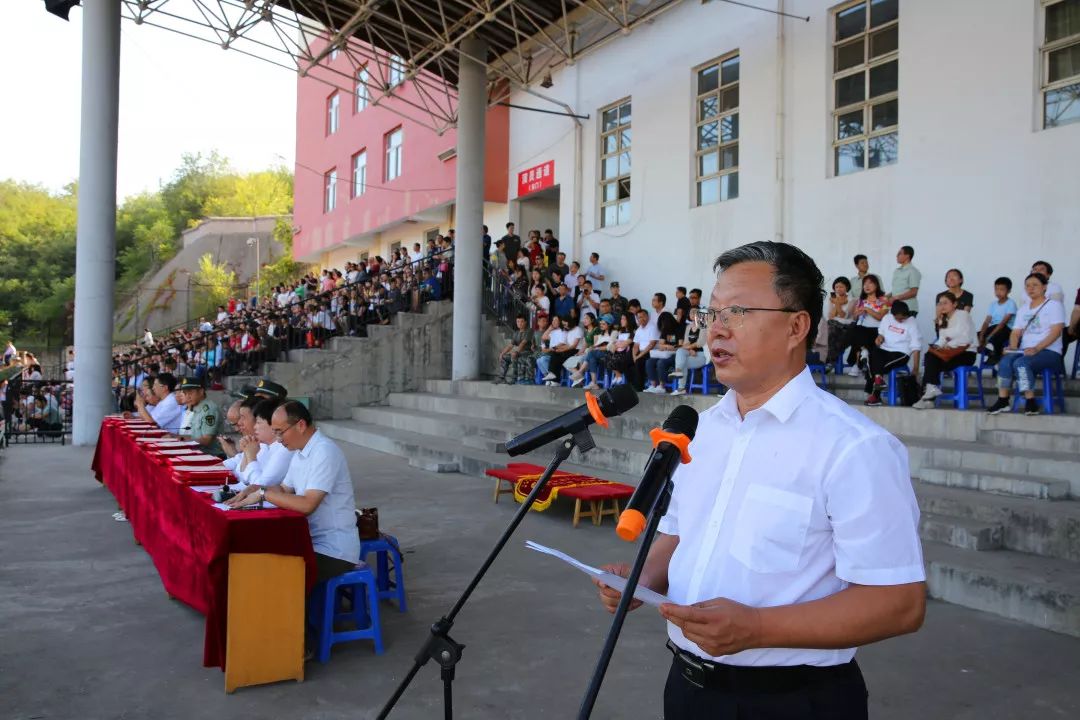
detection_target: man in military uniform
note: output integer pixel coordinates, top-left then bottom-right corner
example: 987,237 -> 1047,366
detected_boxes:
253,378 -> 288,401
178,376 -> 224,456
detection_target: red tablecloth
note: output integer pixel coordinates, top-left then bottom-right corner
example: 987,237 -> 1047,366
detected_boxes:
92,418 -> 316,669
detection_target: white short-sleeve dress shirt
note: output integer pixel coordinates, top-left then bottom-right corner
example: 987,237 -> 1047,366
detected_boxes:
148,393 -> 184,434
283,430 -> 360,564
237,441 -> 294,488
658,367 -> 924,667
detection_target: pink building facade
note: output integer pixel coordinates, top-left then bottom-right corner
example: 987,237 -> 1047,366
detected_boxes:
293,42 -> 509,267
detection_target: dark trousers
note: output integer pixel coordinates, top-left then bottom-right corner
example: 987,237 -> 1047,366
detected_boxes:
981,325 -> 1011,363
826,320 -> 853,364
663,657 -> 868,720
864,348 -> 909,393
846,326 -> 878,365
633,355 -> 649,391
923,350 -> 976,387
548,349 -> 577,377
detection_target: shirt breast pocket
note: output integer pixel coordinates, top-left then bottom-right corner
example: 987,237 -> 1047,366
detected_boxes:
730,484 -> 814,574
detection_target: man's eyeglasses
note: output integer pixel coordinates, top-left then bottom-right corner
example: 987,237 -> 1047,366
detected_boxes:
689,305 -> 799,331
272,421 -> 298,439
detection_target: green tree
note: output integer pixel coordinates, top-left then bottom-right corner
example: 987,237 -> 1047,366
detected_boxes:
191,253 -> 237,319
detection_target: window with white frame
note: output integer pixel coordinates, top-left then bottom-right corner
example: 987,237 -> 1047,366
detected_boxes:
599,99 -> 631,228
389,54 -> 406,87
355,66 -> 370,112
324,169 -> 337,213
327,92 -> 340,135
352,150 -> 367,198
385,128 -> 403,181
1043,0 -> 1080,128
831,0 -> 899,176
695,53 -> 740,205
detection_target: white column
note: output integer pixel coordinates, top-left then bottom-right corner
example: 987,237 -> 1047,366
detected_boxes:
72,0 -> 122,445
451,37 -> 487,380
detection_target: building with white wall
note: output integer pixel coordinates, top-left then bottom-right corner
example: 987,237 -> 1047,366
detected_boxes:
505,0 -> 1080,333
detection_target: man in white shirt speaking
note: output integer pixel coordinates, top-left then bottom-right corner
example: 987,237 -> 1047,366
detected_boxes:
233,401 -> 360,583
595,241 -> 925,720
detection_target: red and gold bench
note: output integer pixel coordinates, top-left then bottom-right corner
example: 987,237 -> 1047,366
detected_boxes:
485,463 -> 635,528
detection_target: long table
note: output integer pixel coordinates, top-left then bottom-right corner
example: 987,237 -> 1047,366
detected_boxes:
92,418 -> 316,691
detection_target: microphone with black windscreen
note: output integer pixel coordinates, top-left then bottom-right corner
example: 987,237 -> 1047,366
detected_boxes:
497,384 -> 639,457
616,405 -> 698,542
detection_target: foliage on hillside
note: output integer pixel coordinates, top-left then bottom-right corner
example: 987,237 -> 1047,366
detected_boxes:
0,153 -> 294,347
192,253 -> 238,319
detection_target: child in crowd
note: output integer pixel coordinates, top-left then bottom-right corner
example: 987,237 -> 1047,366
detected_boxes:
977,277 -> 1017,366
864,300 -> 921,407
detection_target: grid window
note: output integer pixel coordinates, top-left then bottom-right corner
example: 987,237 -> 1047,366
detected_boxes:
1043,0 -> 1080,128
327,92 -> 340,135
324,169 -> 337,213
389,55 -> 406,87
695,53 -> 740,206
385,128 -> 403,181
352,150 -> 367,198
355,66 -> 370,112
598,99 -> 631,228
831,0 -> 899,176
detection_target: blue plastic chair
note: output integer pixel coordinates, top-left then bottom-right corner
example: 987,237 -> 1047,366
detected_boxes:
360,535 -> 408,612
807,363 -> 829,391
934,365 -> 985,409
310,565 -> 384,661
1010,367 -> 1066,414
885,367 -> 911,406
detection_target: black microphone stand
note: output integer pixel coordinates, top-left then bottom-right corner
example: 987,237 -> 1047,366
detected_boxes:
576,474 -> 674,719
377,427 -> 597,720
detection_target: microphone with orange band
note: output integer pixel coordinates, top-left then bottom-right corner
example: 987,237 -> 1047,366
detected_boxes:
498,383 -> 638,457
616,405 -> 698,542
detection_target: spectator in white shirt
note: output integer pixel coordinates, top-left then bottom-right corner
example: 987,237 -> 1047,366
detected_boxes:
578,280 -> 601,315
592,242 -> 924,719
535,315 -> 564,381
142,328 -> 154,347
409,243 -> 425,265
134,372 -> 184,433
631,309 -> 659,391
644,312 -> 680,394
233,401 -> 359,583
585,252 -> 607,285
864,301 -> 922,406
198,317 -> 214,333
216,305 -> 229,323
669,318 -> 711,396
1031,260 -> 1064,305
989,271 -> 1066,416
915,291 -> 977,407
824,276 -> 858,368
565,261 -> 580,289
541,317 -> 584,385
649,293 -> 669,332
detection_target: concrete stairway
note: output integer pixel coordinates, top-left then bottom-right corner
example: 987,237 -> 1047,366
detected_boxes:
320,377 -> 1080,637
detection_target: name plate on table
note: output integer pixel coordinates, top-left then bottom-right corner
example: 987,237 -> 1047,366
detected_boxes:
168,454 -> 221,465
154,448 -> 196,456
172,466 -> 234,486
149,440 -> 199,449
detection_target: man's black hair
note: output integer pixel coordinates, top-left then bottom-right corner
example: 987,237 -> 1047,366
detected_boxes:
253,398 -> 282,425
853,254 -> 867,266
890,300 -> 911,317
1032,260 -> 1053,276
994,276 -> 1013,291
713,241 -> 826,349
654,292 -> 667,305
280,400 -> 313,427
900,245 -> 915,260
155,372 -> 177,392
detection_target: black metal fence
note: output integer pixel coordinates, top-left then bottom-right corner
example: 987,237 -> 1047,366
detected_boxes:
1,378 -> 72,445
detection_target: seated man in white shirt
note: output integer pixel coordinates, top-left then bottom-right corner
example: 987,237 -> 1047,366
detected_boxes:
232,401 -> 360,585
865,300 -> 922,407
131,372 -> 184,434
631,309 -> 659,391
593,241 -> 924,720
221,394 -> 258,472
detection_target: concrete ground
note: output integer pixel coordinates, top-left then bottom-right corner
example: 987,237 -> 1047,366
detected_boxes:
1,442 -> 1079,720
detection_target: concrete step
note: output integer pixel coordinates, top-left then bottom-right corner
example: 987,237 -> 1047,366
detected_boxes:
915,481 -> 1080,562
918,465 -> 1071,501
911,439 -> 1080,487
318,419 -> 643,489
919,512 -> 1003,551
980,429 -> 1080,454
924,541 -> 1080,637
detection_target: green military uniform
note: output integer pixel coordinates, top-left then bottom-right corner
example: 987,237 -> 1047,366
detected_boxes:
188,398 -> 223,455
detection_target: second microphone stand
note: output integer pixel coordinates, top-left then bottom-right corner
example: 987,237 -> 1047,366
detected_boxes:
377,427 -> 596,720
576,472 -> 674,719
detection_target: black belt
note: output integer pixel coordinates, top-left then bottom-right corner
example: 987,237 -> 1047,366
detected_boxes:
666,640 -> 858,692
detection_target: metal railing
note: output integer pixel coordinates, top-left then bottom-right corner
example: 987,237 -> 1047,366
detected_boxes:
1,378 -> 72,445
111,250 -> 455,403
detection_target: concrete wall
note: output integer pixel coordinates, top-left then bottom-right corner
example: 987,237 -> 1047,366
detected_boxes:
506,0 -> 1080,340
255,300 -> 454,419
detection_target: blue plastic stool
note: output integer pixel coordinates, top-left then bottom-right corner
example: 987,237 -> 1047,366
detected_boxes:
934,365 -> 985,409
884,367 -> 911,406
1010,367 -> 1066,414
310,565 -> 383,661
359,535 -> 408,612
807,363 -> 829,390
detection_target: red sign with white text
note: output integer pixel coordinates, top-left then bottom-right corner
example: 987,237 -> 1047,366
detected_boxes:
517,160 -> 555,197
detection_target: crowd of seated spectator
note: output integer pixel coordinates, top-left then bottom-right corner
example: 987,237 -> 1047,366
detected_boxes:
110,241 -> 454,409
1,347 -> 70,439
493,239 -> 1078,416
